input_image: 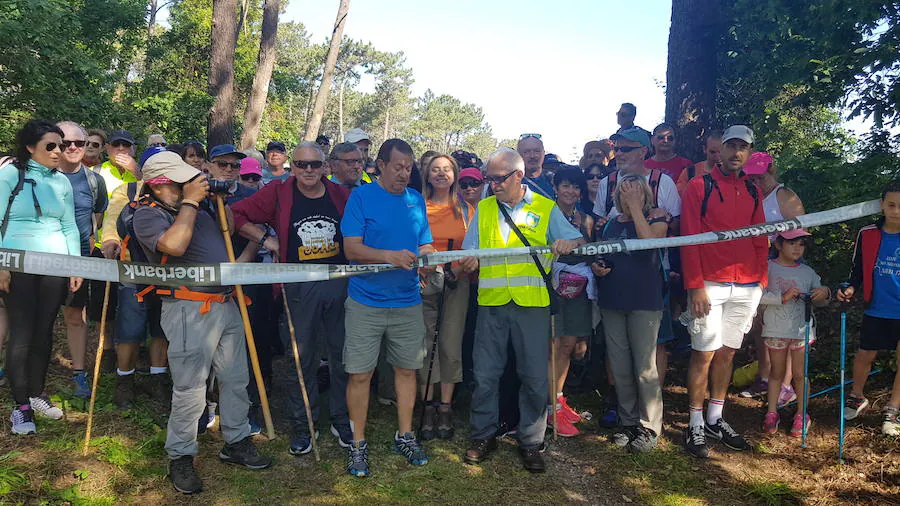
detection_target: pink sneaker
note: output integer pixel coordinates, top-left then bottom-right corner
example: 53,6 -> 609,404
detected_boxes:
762,412 -> 780,434
776,384 -> 797,409
558,396 -> 581,424
789,414 -> 811,438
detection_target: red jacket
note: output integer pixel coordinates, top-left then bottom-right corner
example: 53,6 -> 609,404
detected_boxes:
680,167 -> 769,289
848,224 -> 882,304
231,176 -> 350,264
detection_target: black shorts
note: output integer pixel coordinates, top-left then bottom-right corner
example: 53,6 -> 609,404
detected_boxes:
64,279 -> 89,308
860,315 -> 900,351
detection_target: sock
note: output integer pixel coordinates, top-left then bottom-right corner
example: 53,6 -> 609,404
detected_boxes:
689,406 -> 704,427
150,366 -> 168,375
18,404 -> 30,411
707,399 -> 725,425
117,368 -> 135,376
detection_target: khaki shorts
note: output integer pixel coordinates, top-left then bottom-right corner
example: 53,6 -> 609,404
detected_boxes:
343,297 -> 426,374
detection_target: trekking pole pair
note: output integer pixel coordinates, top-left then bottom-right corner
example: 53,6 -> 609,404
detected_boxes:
419,240 -> 454,434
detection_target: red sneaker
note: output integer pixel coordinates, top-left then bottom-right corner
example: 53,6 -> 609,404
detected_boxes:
554,413 -> 581,437
558,396 -> 581,424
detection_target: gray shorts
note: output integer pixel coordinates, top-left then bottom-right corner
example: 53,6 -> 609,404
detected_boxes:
554,294 -> 593,337
343,297 -> 426,374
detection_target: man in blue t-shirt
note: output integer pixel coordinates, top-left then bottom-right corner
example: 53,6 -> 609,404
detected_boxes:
340,138 -> 435,477
57,121 -> 109,399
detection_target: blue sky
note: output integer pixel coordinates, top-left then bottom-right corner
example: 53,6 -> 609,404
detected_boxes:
286,0 -> 672,162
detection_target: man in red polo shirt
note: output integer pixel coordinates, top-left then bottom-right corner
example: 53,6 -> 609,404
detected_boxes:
644,123 -> 694,182
680,125 -> 768,459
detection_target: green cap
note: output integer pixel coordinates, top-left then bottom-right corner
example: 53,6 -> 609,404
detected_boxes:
611,127 -> 651,148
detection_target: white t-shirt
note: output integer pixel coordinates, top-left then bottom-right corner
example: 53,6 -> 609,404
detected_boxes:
592,169 -> 682,219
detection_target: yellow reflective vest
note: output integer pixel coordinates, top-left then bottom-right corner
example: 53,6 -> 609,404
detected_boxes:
476,193 -> 553,307
96,161 -> 139,246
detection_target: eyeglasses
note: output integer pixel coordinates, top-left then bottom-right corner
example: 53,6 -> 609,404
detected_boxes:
586,173 -> 605,180
86,141 -> 102,149
519,133 -> 542,140
333,157 -> 363,165
241,174 -> 262,182
655,135 -> 674,141
614,145 -> 642,153
459,180 -> 483,189
43,142 -> 63,152
61,140 -> 86,149
484,171 -> 517,185
150,142 -> 167,147
214,160 -> 241,170
110,140 -> 133,148
293,160 -> 324,170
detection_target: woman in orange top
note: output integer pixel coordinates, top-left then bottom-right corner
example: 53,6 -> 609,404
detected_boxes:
419,154 -> 477,440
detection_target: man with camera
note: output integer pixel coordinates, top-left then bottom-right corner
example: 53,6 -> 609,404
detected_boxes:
132,151 -> 272,495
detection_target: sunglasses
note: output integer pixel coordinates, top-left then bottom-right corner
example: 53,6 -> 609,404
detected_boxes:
655,135 -> 674,141
459,180 -> 483,189
485,171 -> 517,185
43,142 -> 63,152
86,141 -> 102,149
333,157 -> 363,165
150,142 -> 167,147
110,140 -> 133,148
214,160 -> 241,169
241,174 -> 262,182
61,140 -> 86,149
586,173 -> 605,180
614,145 -> 643,153
293,160 -> 324,170
518,133 -> 542,140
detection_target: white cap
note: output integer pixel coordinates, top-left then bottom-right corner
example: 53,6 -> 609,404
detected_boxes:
344,128 -> 371,145
723,125 -> 754,144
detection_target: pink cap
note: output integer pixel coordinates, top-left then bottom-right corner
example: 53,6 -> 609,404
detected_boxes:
743,151 -> 774,175
458,167 -> 484,182
240,157 -> 262,177
777,228 -> 812,240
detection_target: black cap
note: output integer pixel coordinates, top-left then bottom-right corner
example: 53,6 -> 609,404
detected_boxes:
266,141 -> 286,153
108,130 -> 135,144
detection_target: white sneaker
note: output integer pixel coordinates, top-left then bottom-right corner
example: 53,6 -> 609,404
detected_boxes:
28,396 -> 64,420
882,408 -> 900,436
10,407 -> 36,435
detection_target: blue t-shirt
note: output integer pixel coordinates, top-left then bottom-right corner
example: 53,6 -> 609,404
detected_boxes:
341,182 -> 432,308
866,231 -> 900,319
62,166 -> 108,256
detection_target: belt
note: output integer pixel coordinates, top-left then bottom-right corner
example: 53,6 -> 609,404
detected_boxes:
154,286 -> 250,314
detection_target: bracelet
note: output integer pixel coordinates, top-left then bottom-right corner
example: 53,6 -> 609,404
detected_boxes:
181,199 -> 200,209
258,230 -> 271,249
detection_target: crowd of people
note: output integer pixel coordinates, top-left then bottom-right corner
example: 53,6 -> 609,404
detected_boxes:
0,101 -> 898,495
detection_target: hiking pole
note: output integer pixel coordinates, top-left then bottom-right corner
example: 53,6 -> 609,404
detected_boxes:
801,294 -> 812,449
83,280 -> 111,456
278,263 -> 320,462
838,282 -> 849,465
550,313 -> 558,441
780,369 -> 881,410
214,194 -> 275,440
418,239 -> 453,435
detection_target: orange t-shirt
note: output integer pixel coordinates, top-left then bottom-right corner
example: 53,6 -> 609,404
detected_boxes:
676,161 -> 712,196
426,200 -> 475,252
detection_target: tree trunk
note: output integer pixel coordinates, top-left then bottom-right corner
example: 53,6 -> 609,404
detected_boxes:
338,80 -> 345,142
664,0 -> 722,163
208,0 -> 239,147
148,0 -> 158,39
240,0 -> 280,149
303,0 -> 350,141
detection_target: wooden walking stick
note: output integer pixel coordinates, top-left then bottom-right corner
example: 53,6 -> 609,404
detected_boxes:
83,280 -> 111,456
550,315 -> 559,441
279,274 -> 320,461
214,194 -> 275,440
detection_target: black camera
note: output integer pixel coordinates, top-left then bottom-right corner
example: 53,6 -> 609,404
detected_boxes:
208,178 -> 237,195
594,256 -> 614,270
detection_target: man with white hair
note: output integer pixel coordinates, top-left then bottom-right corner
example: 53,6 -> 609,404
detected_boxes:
147,134 -> 167,148
516,134 -> 555,199
461,147 -> 583,473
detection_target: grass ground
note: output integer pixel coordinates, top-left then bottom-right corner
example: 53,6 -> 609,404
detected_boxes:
0,320 -> 898,505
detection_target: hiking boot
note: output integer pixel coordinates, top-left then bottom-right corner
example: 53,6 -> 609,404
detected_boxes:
464,438 -> 498,464
347,440 -> 370,477
330,424 -> 353,448
168,455 -> 203,494
420,404 -> 438,441
72,372 -> 91,399
551,412 -> 580,437
844,394 -> 869,420
10,406 -> 36,435
611,426 -> 639,448
148,373 -> 171,408
288,430 -> 319,456
762,412 -> 780,435
558,396 -> 582,424
219,437 -> 272,469
627,426 -> 658,453
739,377 -> 768,398
776,384 -> 797,409
789,414 -> 812,438
518,446 -> 546,473
436,407 -> 454,440
882,406 -> 900,436
392,431 -> 428,466
28,395 -> 63,420
684,424 -> 709,459
114,374 -> 135,409
705,419 -> 750,451
99,350 -> 116,374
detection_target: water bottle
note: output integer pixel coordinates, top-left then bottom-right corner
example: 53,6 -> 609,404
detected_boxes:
678,310 -> 695,328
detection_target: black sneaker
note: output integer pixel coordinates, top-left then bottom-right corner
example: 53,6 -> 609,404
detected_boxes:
518,446 -> 546,473
330,424 -> 353,449
705,419 -> 750,451
168,455 -> 203,494
610,426 -> 639,448
10,406 -> 36,435
347,440 -> 370,477
684,424 -> 709,459
114,374 -> 135,409
627,427 -> 658,454
219,437 -> 273,469
391,431 -> 428,466
288,431 -> 318,456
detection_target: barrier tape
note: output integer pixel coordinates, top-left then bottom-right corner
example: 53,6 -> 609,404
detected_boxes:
0,199 -> 880,287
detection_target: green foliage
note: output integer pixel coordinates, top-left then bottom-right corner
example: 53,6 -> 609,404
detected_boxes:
742,480 -> 802,506
0,452 -> 27,495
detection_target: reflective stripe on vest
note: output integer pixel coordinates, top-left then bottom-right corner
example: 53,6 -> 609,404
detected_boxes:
476,194 -> 553,307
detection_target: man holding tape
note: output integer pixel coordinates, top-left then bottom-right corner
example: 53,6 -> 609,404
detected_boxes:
680,125 -> 768,459
131,151 -> 271,494
462,147 -> 583,473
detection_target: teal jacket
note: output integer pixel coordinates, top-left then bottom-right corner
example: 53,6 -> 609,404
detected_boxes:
0,160 -> 80,255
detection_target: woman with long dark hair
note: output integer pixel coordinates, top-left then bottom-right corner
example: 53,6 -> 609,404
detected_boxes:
0,119 -> 83,435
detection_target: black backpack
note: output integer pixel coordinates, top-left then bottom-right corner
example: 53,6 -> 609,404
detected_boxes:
603,169 -> 663,216
699,173 -> 759,218
1,168 -> 40,238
